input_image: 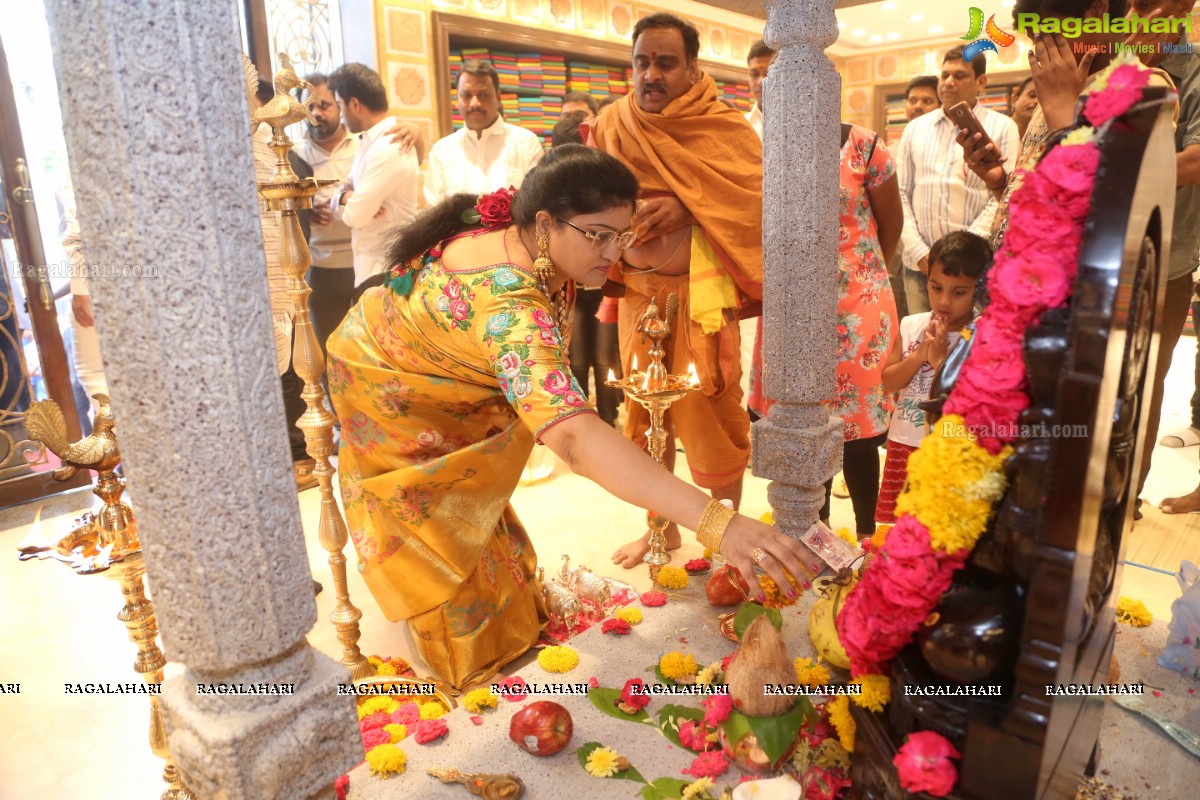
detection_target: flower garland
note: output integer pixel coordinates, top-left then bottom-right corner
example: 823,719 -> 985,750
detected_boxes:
835,59 -> 1147,694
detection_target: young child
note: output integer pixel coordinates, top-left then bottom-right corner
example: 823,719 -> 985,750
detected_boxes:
875,230 -> 992,524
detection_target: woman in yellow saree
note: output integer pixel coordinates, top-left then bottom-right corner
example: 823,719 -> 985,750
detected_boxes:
328,145 -> 820,688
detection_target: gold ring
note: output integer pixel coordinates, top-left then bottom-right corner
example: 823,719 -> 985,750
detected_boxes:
751,547 -> 768,564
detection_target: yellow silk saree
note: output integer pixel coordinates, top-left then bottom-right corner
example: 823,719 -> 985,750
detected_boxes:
327,251 -> 593,687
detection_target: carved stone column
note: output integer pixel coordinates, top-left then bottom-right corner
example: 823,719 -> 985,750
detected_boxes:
43,2 -> 362,798
753,1 -> 844,537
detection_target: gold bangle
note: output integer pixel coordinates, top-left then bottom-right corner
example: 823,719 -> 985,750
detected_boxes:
696,499 -> 735,554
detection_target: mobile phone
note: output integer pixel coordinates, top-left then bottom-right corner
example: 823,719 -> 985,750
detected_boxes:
946,101 -> 1002,164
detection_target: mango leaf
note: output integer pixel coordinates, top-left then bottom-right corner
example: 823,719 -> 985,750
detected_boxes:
640,777 -> 691,800
656,703 -> 706,748
732,602 -> 783,640
576,742 -> 646,783
721,699 -> 812,765
587,687 -> 650,723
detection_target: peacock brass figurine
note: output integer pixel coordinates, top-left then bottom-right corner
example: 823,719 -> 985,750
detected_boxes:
21,393 -> 137,570
246,52 -> 316,134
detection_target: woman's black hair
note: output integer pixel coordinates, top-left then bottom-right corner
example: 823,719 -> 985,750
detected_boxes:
383,143 -> 639,270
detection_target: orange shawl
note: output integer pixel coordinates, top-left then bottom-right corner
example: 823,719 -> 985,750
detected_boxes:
591,73 -> 764,301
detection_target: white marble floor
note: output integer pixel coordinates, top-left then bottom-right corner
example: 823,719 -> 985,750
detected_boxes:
0,336 -> 1198,798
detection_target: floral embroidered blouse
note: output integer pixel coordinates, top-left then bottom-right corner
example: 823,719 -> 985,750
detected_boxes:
326,249 -> 593,621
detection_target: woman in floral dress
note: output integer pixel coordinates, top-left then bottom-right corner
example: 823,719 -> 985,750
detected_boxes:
829,125 -> 902,535
327,146 -> 821,688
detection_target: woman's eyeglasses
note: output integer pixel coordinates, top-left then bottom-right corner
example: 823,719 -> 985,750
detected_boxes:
556,217 -> 637,250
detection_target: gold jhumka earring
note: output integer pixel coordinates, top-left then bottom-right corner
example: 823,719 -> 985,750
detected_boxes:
533,233 -> 573,335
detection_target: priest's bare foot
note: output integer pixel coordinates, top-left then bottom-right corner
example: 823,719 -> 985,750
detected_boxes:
1161,488 -> 1200,514
611,523 -> 682,568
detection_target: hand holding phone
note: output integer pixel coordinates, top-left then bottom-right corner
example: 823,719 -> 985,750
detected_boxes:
947,101 -> 1002,164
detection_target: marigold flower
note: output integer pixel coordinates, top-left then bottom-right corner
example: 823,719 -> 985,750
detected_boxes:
850,674 -> 891,713
584,745 -> 625,777
794,657 -> 831,688
365,743 -> 407,777
615,607 -> 643,625
383,723 -> 407,744
358,696 -> 400,718
682,776 -> 716,799
537,645 -> 580,673
659,651 -> 698,681
1117,596 -> 1152,627
462,687 -> 498,713
418,700 -> 448,720
826,695 -> 856,753
376,661 -> 400,676
656,566 -> 689,590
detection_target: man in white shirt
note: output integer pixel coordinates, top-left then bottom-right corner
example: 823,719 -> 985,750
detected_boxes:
743,39 -> 775,140
423,60 -> 545,206
329,63 -> 419,287
896,45 -> 1018,314
295,74 -> 359,353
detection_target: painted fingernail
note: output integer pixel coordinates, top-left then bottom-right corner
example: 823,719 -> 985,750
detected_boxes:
802,580 -> 812,590
787,589 -> 799,599
756,593 -> 766,603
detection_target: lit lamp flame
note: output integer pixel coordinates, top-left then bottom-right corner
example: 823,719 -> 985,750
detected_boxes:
631,355 -> 638,374
17,506 -> 47,552
687,363 -> 700,387
93,543 -> 115,570
607,368 -> 616,383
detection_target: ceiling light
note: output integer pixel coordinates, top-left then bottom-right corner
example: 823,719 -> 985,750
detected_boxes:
909,14 -> 924,23
851,28 -> 866,37
886,32 -> 901,40
869,34 -> 883,43
929,25 -> 944,34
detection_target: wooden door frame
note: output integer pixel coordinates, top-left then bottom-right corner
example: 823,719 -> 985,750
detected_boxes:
0,36 -> 90,506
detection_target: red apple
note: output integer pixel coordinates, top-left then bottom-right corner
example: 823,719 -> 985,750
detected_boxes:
508,701 -> 573,756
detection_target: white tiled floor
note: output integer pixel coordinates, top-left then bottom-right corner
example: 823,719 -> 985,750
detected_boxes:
1,336 -> 1198,798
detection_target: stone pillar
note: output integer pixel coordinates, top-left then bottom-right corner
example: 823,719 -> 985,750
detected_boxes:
44,2 -> 362,798
753,1 -> 844,536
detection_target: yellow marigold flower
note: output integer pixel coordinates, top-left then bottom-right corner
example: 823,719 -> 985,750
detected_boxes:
365,744 -> 407,777
384,723 -> 407,744
871,524 -> 892,551
759,511 -> 775,525
827,695 -> 855,753
1117,596 -> 1152,627
418,700 -> 448,720
834,527 -> 858,548
462,687 -> 499,713
584,746 -> 623,778
376,661 -> 400,676
702,547 -> 713,558
358,695 -> 398,719
794,657 -> 831,688
683,776 -> 715,799
616,607 -> 643,625
656,566 -> 689,590
895,415 -> 1010,554
538,645 -> 580,673
368,655 -> 383,669
696,661 -> 722,687
850,674 -> 891,713
659,651 -> 698,681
